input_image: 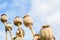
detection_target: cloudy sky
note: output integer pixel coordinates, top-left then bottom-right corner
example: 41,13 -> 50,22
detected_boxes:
0,0 -> 60,40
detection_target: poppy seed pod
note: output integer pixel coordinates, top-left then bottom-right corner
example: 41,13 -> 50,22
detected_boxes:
5,23 -> 12,31
1,14 -> 7,23
40,25 -> 54,40
33,34 -> 41,40
16,29 -> 25,37
14,16 -> 22,26
23,15 -> 33,27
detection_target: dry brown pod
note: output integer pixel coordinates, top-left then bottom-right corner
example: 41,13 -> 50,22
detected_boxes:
39,25 -> 54,40
14,16 -> 22,26
1,14 -> 7,23
23,15 -> 33,27
5,22 -> 12,31
33,34 -> 41,40
16,29 -> 25,37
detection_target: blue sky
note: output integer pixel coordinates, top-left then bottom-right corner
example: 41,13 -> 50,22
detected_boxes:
0,0 -> 60,40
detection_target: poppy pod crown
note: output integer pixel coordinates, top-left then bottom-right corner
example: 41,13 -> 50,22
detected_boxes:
23,15 -> 33,27
14,16 -> 22,26
1,14 -> 7,23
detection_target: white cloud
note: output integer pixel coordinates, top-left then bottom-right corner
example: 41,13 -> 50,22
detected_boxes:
47,11 -> 60,24
0,0 -> 60,40
27,0 -> 60,40
46,11 -> 60,40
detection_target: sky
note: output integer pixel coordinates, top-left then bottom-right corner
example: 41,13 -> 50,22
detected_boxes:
0,0 -> 60,40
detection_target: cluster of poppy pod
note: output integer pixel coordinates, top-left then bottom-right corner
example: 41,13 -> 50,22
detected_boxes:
0,14 -> 55,40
